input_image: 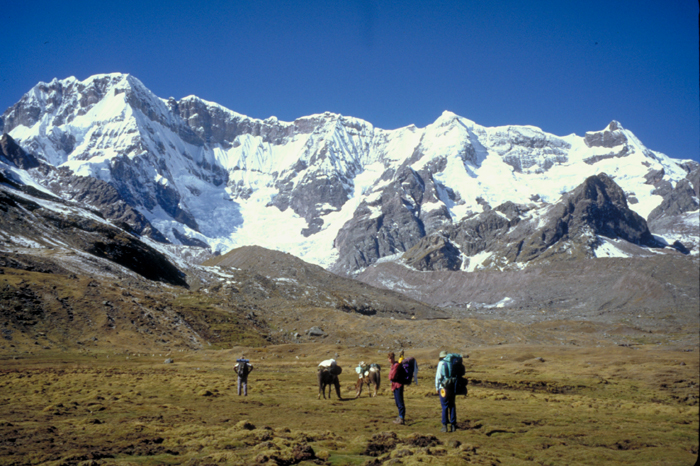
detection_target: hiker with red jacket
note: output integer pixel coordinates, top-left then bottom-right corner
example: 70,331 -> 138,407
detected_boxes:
388,352 -> 406,425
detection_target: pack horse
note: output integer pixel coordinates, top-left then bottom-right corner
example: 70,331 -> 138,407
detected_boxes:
354,362 -> 381,398
317,359 -> 342,400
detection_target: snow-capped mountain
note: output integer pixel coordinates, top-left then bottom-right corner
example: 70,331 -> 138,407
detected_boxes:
1,73 -> 698,275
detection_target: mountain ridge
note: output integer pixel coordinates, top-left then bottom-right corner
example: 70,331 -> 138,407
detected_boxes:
2,73 -> 698,276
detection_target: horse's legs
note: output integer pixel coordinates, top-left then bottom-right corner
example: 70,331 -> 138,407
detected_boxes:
334,379 -> 342,400
318,370 -> 325,399
372,372 -> 380,397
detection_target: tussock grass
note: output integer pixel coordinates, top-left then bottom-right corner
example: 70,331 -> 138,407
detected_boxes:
0,343 -> 697,465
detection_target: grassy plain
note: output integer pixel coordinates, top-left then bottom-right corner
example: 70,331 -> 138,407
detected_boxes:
0,343 -> 697,466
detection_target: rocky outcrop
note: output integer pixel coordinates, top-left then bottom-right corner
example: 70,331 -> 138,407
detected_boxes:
175,97 -> 296,146
273,170 -> 353,236
487,126 -> 570,173
402,174 -> 664,272
584,121 -> 627,148
51,170 -> 168,242
517,174 -> 657,262
644,165 -> 700,253
0,134 -> 40,169
0,183 -> 187,287
402,234 -> 462,271
449,208 -> 518,257
332,166 -> 438,275
688,166 -> 700,198
648,178 -> 699,223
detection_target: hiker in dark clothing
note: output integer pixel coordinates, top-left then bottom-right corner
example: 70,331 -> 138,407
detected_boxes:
435,350 -> 456,432
234,357 -> 254,396
388,352 -> 406,425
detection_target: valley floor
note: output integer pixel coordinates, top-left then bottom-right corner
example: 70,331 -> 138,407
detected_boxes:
0,343 -> 697,465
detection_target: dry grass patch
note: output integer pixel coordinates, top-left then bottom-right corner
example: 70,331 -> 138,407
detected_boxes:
0,343 -> 697,465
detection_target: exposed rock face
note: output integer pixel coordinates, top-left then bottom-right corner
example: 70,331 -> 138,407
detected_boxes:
688,166 -> 700,198
584,121 -> 628,148
518,173 -> 657,262
0,134 -> 39,169
487,125 -> 570,172
648,178 -> 699,223
400,174 -> 663,272
403,234 -> 462,271
49,170 -> 168,242
449,208 -> 518,257
332,167 -> 430,275
566,173 -> 654,242
645,164 -> 700,253
0,183 -> 187,287
581,121 -> 640,165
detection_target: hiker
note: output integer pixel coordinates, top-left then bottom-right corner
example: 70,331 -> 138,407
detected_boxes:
436,350 -> 456,432
388,352 -> 406,425
234,357 -> 254,396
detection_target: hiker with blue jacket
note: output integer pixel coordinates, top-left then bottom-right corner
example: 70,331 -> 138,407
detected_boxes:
436,350 -> 457,432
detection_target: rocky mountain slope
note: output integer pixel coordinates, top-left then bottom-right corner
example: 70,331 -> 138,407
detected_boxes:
2,73 -> 698,277
1,73 -> 698,354
357,254 -> 699,331
0,175 -> 450,352
203,245 -> 447,321
0,170 -> 696,353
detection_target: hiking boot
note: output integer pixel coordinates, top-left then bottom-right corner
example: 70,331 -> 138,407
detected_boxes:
440,424 -> 448,432
450,424 -> 457,432
393,417 -> 405,425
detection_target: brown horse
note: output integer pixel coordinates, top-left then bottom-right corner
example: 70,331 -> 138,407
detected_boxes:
318,368 -> 342,399
355,367 -> 381,398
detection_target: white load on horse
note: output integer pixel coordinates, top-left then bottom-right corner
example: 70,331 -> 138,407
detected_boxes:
318,358 -> 342,376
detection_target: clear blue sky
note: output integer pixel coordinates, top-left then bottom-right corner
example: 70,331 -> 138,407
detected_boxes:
2,0 -> 698,162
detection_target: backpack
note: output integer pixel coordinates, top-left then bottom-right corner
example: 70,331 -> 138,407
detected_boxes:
236,358 -> 250,377
441,354 -> 467,396
400,357 -> 418,386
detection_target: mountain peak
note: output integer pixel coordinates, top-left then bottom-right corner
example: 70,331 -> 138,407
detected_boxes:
435,110 -> 459,124
584,120 -> 628,149
607,120 -> 623,131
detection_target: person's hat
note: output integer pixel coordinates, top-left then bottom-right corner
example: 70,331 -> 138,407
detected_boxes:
439,351 -> 448,359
